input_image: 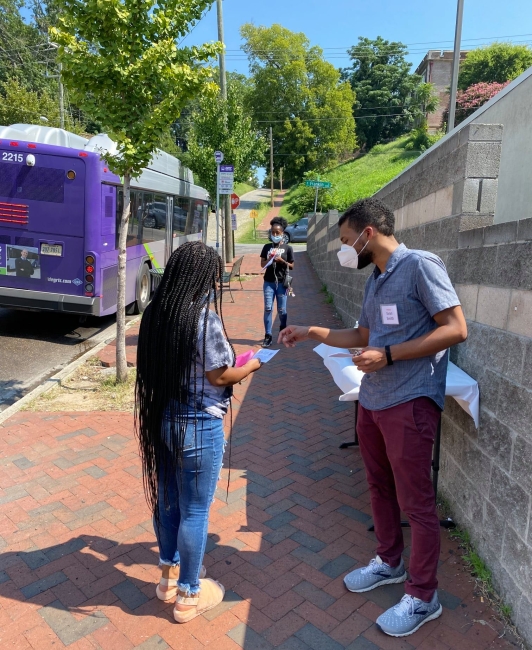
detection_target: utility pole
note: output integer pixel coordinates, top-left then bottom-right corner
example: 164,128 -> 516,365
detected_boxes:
216,0 -> 232,263
270,126 -> 274,207
447,0 -> 464,133
58,62 -> 64,129
279,167 -> 283,192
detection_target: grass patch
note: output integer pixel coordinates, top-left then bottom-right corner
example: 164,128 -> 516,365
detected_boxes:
23,359 -> 136,412
283,137 -> 422,219
436,494 -> 523,645
236,192 -> 278,244
320,283 -> 334,304
278,185 -> 301,224
234,182 -> 257,197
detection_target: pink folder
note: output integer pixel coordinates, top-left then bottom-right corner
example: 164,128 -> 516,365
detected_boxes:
235,350 -> 255,367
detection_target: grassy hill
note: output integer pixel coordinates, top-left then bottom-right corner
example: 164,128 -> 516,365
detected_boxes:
280,136 -> 422,222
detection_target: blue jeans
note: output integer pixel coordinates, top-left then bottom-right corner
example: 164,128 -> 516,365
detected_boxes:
263,281 -> 288,335
154,407 -> 225,595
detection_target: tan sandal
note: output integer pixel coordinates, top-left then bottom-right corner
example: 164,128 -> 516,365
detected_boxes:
173,578 -> 225,623
156,565 -> 207,602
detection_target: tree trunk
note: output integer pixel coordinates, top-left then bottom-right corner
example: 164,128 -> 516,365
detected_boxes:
116,173 -> 131,383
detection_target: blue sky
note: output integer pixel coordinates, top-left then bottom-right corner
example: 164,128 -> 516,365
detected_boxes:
182,0 -> 532,75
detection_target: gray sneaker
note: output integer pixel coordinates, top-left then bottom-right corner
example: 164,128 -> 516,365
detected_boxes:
376,592 -> 442,637
344,555 -> 407,593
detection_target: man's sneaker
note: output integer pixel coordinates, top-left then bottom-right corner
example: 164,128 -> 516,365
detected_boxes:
344,556 -> 407,593
376,592 -> 442,637
262,334 -> 273,348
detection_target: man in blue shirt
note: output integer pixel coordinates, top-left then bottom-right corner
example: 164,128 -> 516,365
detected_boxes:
279,198 -> 467,638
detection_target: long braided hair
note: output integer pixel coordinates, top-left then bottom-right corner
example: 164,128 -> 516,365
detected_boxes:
135,241 -> 234,515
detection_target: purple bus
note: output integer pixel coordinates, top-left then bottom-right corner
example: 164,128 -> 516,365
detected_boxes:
0,124 -> 210,317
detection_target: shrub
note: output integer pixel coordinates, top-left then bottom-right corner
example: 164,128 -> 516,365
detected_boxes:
442,81 -> 510,127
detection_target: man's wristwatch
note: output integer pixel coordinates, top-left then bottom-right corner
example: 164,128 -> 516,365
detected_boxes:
384,345 -> 393,366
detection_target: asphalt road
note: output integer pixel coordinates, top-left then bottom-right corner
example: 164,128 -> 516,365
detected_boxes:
0,308 -> 120,412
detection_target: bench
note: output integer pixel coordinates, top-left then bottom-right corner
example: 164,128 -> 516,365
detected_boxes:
222,255 -> 244,303
256,230 -> 269,239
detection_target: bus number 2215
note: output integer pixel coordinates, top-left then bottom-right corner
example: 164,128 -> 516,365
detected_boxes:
2,152 -> 24,163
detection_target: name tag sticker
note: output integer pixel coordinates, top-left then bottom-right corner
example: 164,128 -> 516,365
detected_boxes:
381,304 -> 399,325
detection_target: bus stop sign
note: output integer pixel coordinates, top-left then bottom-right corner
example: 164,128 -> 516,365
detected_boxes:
231,193 -> 240,210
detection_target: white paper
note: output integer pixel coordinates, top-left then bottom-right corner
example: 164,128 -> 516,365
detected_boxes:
261,257 -> 274,271
254,349 -> 279,363
314,345 -> 480,428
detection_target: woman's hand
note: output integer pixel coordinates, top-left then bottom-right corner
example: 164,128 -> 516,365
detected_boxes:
245,358 -> 262,373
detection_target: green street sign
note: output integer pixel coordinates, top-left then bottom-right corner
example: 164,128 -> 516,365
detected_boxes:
305,180 -> 332,189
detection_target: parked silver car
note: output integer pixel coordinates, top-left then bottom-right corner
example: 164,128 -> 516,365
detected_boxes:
285,217 -> 308,243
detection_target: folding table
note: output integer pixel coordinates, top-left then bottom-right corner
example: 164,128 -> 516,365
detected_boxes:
314,344 -> 479,530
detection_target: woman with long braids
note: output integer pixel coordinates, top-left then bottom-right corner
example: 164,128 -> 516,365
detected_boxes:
136,241 -> 262,623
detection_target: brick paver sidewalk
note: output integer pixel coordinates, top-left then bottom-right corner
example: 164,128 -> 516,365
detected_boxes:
258,191 -> 287,230
0,252 -> 520,649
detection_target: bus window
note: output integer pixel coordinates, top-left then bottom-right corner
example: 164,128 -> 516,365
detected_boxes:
127,190 -> 141,247
191,200 -> 207,234
142,192 -> 166,243
173,197 -> 189,236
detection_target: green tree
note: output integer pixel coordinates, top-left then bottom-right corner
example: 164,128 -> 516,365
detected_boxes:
183,76 -> 266,201
51,0 -> 220,381
341,36 -> 438,150
241,24 -> 356,186
458,42 -> 532,90
0,76 -> 84,131
0,0 -> 57,92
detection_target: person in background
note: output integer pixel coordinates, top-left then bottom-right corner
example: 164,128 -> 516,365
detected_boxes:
260,216 -> 294,348
279,198 -> 467,638
15,249 -> 34,277
135,241 -> 262,624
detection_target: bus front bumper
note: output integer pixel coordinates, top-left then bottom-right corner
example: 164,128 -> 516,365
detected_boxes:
0,287 -> 101,316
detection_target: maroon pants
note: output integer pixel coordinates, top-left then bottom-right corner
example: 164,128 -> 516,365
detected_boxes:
357,396 -> 441,602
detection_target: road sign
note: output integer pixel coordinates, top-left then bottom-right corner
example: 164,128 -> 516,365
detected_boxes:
231,213 -> 238,230
250,209 -> 258,219
305,180 -> 332,189
231,193 -> 240,210
214,150 -> 224,164
219,164 -> 234,195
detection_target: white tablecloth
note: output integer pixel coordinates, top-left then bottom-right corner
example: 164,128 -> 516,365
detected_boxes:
314,344 -> 479,428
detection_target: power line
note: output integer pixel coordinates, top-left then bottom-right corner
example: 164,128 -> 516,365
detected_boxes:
227,32 -> 532,52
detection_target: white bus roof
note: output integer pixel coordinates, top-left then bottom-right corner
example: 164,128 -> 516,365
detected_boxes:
0,123 -> 201,194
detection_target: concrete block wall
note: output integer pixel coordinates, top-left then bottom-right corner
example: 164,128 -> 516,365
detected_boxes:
306,123 -> 532,645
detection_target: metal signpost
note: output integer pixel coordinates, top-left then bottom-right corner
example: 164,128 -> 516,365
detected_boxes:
305,178 -> 332,216
214,151 -> 224,258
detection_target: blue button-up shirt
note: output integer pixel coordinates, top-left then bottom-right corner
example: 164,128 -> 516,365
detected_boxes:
358,244 -> 461,411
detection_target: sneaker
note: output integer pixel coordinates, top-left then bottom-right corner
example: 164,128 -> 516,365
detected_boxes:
344,555 -> 407,593
262,334 -> 273,348
376,592 -> 442,637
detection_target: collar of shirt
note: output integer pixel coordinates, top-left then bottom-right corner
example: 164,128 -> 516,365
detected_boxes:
372,243 -> 408,281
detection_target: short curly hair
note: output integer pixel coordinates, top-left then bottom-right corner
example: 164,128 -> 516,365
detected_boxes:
338,198 -> 395,236
270,216 -> 288,231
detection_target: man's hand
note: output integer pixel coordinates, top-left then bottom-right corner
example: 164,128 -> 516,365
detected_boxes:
278,325 -> 310,347
353,347 -> 387,373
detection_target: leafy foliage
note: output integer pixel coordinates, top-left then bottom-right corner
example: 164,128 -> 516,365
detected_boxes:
442,81 -> 510,127
181,75 -> 265,199
0,0 -> 58,92
341,36 -> 438,150
404,123 -> 444,152
51,0 -> 221,177
241,24 -> 356,186
285,137 -> 420,217
458,42 -> 532,90
0,77 -> 83,131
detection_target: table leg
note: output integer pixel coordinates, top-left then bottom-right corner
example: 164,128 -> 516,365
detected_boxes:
339,401 -> 359,449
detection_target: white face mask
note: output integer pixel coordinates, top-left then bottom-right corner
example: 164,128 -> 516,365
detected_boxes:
337,231 -> 369,269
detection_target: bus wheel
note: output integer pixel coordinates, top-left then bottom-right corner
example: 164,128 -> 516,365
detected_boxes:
129,264 -> 151,315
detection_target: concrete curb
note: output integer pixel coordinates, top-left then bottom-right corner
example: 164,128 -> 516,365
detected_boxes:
0,316 -> 141,426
